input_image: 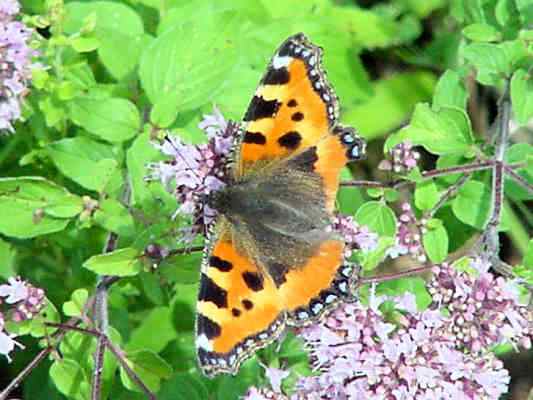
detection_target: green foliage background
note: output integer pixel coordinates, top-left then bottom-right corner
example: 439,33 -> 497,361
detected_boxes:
0,0 -> 532,399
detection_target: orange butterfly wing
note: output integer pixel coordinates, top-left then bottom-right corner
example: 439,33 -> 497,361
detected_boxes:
234,33 -> 338,177
196,33 -> 365,376
196,226 -> 285,376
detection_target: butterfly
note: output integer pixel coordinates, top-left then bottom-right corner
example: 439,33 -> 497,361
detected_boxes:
196,33 -> 366,376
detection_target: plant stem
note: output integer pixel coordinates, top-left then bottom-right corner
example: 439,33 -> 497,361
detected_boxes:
426,173 -> 471,218
340,161 -> 525,189
503,165 -> 533,195
478,79 -> 512,270
359,265 -> 433,285
92,179 -> 131,400
46,323 -> 158,400
0,348 -> 51,400
341,160 -> 495,189
105,340 -> 157,400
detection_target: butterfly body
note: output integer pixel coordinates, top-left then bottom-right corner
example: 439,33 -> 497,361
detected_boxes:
196,33 -> 366,376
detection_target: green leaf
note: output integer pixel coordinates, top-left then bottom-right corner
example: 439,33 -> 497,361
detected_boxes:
69,97 -> 140,143
70,36 -> 100,52
159,373 -> 209,400
99,33 -> 153,80
433,70 -> 468,110
93,198 -> 135,238
64,1 -> 145,80
47,137 -> 119,192
359,236 -> 395,271
355,201 -> 397,237
337,169 -> 366,215
50,358 -> 90,400
139,10 -> 240,119
160,252 -> 202,285
495,0 -> 521,33
64,62 -> 97,91
0,177 -> 82,238
326,5 -> 421,48
452,180 -> 511,230
120,350 -> 173,393
463,40 -> 528,85
385,104 -> 474,155
511,69 -> 533,125
126,307 -> 177,353
504,143 -> 533,200
376,277 -> 432,311
0,238 -> 16,279
415,181 -> 440,211
62,289 -> 89,317
343,72 -> 436,140
422,218 -> 449,263
126,131 -> 164,206
83,248 -> 142,276
463,23 -> 501,42
523,239 -> 533,268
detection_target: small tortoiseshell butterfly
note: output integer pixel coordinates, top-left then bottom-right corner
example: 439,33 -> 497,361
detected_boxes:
196,33 -> 366,376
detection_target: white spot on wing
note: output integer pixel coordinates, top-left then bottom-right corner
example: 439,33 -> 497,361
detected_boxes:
272,55 -> 292,69
196,334 -> 213,351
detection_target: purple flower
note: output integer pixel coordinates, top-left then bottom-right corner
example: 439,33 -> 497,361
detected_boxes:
0,276 -> 46,322
379,141 -> 420,173
0,0 -> 20,19
264,366 -> 290,393
242,386 -> 287,400
149,106 -> 235,241
332,214 -> 378,257
387,202 -> 426,262
0,327 -> 23,362
0,276 -> 27,303
427,259 -> 532,353
0,1 -> 35,133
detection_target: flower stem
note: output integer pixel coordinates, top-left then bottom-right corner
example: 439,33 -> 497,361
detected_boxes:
0,348 -> 51,400
359,265 -> 433,285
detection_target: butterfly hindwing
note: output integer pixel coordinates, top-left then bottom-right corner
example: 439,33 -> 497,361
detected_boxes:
196,225 -> 286,376
235,33 -> 339,177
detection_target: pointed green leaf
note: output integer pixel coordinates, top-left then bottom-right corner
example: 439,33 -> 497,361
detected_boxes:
83,248 -> 142,276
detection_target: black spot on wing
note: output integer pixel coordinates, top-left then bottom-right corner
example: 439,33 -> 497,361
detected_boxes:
244,96 -> 281,121
231,308 -> 241,317
291,112 -> 304,121
287,99 -> 297,107
197,314 -> 222,339
243,131 -> 267,145
209,256 -> 232,272
242,299 -> 253,310
199,274 -> 228,308
242,271 -> 264,291
278,131 -> 302,150
262,67 -> 290,85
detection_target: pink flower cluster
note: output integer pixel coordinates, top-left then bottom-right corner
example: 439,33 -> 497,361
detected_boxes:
0,0 -> 35,133
244,257 -> 531,399
387,202 -> 426,262
428,261 -> 532,353
149,106 -> 233,241
379,141 -> 420,173
0,277 -> 45,361
332,214 -> 378,258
